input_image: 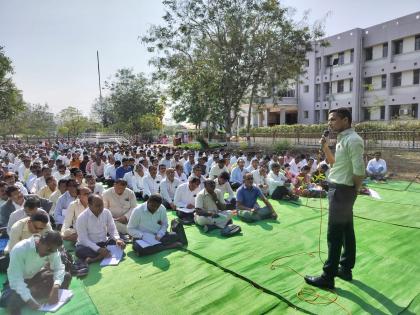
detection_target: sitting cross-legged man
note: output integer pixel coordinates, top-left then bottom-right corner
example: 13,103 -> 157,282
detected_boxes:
75,194 -> 126,264
194,180 -> 233,232
366,152 -> 387,181
127,194 -> 187,256
236,173 -> 277,223
0,231 -> 71,315
173,177 -> 201,224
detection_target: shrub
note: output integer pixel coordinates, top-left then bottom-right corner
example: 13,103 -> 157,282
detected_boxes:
274,140 -> 292,153
176,142 -> 223,151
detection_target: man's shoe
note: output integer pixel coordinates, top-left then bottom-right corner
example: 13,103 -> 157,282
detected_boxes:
337,267 -> 352,281
304,275 -> 334,289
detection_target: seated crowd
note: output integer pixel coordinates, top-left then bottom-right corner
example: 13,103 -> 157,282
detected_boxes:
0,141 -> 387,314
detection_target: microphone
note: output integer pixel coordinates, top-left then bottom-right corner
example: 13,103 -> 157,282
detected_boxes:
320,130 -> 330,150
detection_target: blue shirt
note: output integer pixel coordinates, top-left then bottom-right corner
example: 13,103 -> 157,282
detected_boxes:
236,185 -> 263,208
54,191 -> 76,225
183,161 -> 193,176
116,166 -> 132,180
231,167 -> 248,184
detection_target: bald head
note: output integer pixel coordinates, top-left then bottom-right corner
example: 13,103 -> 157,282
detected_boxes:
88,194 -> 104,216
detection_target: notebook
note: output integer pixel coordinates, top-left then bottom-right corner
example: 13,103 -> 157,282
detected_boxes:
177,207 -> 195,213
135,232 -> 161,248
100,245 -> 124,266
38,289 -> 73,312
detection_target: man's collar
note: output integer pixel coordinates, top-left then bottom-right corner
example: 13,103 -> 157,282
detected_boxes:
338,127 -> 354,138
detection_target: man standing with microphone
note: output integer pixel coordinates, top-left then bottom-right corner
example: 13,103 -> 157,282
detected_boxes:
305,108 -> 365,289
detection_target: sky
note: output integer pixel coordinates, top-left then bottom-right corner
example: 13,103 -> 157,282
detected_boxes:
1,0 -> 420,116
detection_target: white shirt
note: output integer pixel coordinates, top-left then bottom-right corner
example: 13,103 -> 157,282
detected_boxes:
289,159 -> 300,176
142,174 -> 162,197
209,165 -> 228,179
123,171 -> 144,193
53,170 -> 70,181
17,165 -> 31,183
61,198 -> 87,237
214,179 -> 235,201
31,177 -> 46,194
267,171 -> 287,195
8,237 -> 65,302
174,182 -> 200,208
104,164 -> 117,180
175,171 -> 187,183
252,169 -> 268,187
159,177 -> 180,203
76,208 -> 120,252
366,158 -> 387,174
127,203 -> 168,239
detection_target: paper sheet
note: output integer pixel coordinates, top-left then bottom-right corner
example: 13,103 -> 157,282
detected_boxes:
369,189 -> 381,200
135,232 -> 161,248
177,207 -> 195,213
38,289 -> 73,312
100,245 -> 124,266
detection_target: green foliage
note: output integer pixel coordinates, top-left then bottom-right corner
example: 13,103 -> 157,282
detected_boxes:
0,46 -> 25,121
57,106 -> 89,137
176,142 -> 223,151
92,69 -> 163,135
274,140 -> 292,153
143,0 -> 319,137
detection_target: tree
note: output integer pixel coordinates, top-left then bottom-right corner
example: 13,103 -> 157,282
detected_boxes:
0,46 -> 25,121
92,69 -> 164,135
57,106 -> 89,138
143,0 -> 323,141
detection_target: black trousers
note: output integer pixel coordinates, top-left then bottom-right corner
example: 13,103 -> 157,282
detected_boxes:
230,182 -> 242,191
75,239 -> 116,260
133,232 -> 179,256
322,184 -> 357,278
271,186 -> 289,200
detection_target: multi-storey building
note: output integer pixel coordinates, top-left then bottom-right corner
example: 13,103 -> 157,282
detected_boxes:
300,11 -> 420,124
235,11 -> 420,129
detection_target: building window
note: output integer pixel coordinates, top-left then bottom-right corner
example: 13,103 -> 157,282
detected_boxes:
324,82 -> 330,96
415,35 -> 420,51
314,110 -> 320,123
337,80 -> 344,93
349,78 -> 353,92
380,106 -> 385,120
303,85 -> 309,93
381,74 -> 387,89
392,72 -> 402,87
350,49 -> 354,63
315,84 -> 320,101
414,69 -> 420,85
393,39 -> 403,55
304,111 -> 309,119
364,77 -> 372,91
305,59 -> 309,67
383,43 -> 388,58
365,47 -> 373,61
315,57 -> 321,75
338,52 -> 344,65
363,108 -> 371,121
325,55 -> 331,67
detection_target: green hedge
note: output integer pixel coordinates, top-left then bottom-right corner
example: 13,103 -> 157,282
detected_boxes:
239,120 -> 420,135
176,142 -> 223,151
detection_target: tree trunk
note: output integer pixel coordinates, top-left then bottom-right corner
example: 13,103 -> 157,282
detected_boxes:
246,86 -> 256,147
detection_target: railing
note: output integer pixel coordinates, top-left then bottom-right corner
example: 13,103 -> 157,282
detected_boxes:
243,131 -> 420,151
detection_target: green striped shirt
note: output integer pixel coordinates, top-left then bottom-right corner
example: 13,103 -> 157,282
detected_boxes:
328,128 -> 365,186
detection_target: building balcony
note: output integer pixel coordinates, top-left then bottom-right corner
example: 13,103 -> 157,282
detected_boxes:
392,50 -> 420,62
363,57 -> 387,68
392,85 -> 420,95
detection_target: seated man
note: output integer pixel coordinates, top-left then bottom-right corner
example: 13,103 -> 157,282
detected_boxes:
123,164 -> 145,200
230,158 -> 247,190
102,179 -> 137,235
7,196 -> 49,235
251,165 -> 269,196
188,164 -> 206,189
54,179 -> 78,230
142,165 -> 162,201
366,152 -> 387,180
173,177 -> 201,223
37,176 -> 57,200
194,180 -> 233,232
0,231 -> 71,315
159,168 -> 180,211
61,187 -> 91,242
214,172 -> 236,210
236,173 -> 277,223
127,194 -> 186,256
75,194 -> 125,263
209,158 -> 228,180
174,164 -> 187,183
268,163 -> 298,201
6,210 -> 52,253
